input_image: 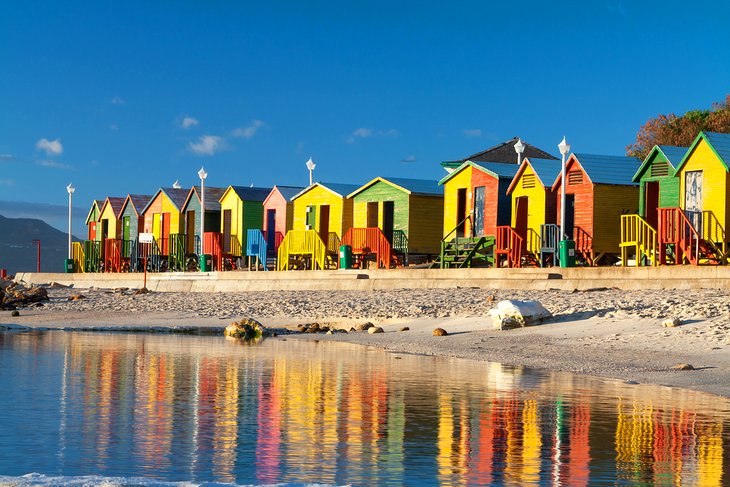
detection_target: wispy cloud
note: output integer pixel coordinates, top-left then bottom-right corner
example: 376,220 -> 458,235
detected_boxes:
346,127 -> 399,144
463,129 -> 482,137
0,154 -> 14,161
296,140 -> 305,154
232,120 -> 265,139
401,155 -> 417,163
37,159 -> 72,170
109,124 -> 119,131
0,179 -> 15,186
110,96 -> 126,105
36,138 -> 63,156
188,135 -> 225,156
181,116 -> 199,129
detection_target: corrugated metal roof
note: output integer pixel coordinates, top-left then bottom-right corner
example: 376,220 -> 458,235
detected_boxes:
381,177 -> 442,195
275,185 -> 306,201
571,153 -> 640,185
318,182 -> 361,197
527,158 -> 563,186
187,186 -> 227,211
229,186 -> 272,202
656,145 -> 688,167
704,132 -> 730,166
162,187 -> 191,210
473,161 -> 520,178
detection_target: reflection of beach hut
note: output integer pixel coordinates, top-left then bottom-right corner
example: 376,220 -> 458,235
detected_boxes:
347,177 -> 443,258
506,157 -> 562,265
552,153 -> 640,265
262,185 -> 304,255
218,186 -> 271,265
141,187 -> 189,270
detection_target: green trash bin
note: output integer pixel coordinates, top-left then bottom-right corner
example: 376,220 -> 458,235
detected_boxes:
559,239 -> 576,268
200,254 -> 212,272
339,245 -> 353,269
64,258 -> 75,273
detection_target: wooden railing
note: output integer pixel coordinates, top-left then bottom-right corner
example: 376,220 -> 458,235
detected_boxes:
539,224 -> 561,267
263,230 -> 285,255
620,214 -> 657,266
222,233 -> 242,257
72,242 -> 85,273
135,238 -> 163,272
203,232 -> 223,271
392,229 -> 409,254
168,233 -> 187,271
326,232 -> 340,256
246,229 -> 268,270
277,230 -> 328,270
495,225 -> 523,268
103,238 -> 122,273
341,227 -> 396,269
658,207 -> 700,265
83,240 -> 101,273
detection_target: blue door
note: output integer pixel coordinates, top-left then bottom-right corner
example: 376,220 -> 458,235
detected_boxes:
473,186 -> 485,236
266,209 -> 276,256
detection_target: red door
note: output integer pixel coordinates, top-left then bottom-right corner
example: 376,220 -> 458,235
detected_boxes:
515,197 -> 529,250
161,213 -> 171,255
89,221 -> 97,241
645,181 -> 659,229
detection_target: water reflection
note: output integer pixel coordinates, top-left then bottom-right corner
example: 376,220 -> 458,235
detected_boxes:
0,331 -> 728,486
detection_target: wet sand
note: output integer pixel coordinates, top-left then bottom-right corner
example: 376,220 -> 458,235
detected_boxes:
3,286 -> 730,397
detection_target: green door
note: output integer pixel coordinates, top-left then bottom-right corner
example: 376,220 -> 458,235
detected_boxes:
123,216 -> 130,241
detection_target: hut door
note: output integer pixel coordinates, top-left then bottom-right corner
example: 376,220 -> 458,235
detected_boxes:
473,186 -> 485,236
266,209 -> 276,253
456,188 -> 467,237
515,197 -> 529,246
382,201 -> 394,243
123,216 -> 130,241
645,182 -> 659,229
319,205 -> 330,243
89,221 -> 97,241
101,220 -> 109,240
564,194 -> 575,239
366,202 -> 378,228
186,210 -> 196,253
223,209 -> 232,253
161,213 -> 171,255
685,171 -> 703,234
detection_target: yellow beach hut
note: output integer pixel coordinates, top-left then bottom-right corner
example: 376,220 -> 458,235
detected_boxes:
140,187 -> 189,270
97,196 -> 126,272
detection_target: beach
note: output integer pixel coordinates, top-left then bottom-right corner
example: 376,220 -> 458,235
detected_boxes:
3,285 -> 730,397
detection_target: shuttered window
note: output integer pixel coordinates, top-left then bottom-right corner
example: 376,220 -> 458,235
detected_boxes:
522,174 -> 536,189
651,162 -> 669,177
568,171 -> 583,186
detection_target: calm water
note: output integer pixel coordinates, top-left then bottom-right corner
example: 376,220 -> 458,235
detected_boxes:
0,331 -> 729,486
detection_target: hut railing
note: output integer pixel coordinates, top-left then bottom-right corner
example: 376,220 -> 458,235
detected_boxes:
392,230 -> 409,254
326,232 -> 341,256
277,230 -> 327,271
495,225 -> 523,268
539,224 -> 561,267
620,214 -> 657,267
83,240 -> 101,273
658,207 -> 700,265
136,238 -> 163,272
72,242 -> 85,273
341,227 -> 395,269
168,233 -> 187,271
103,238 -> 122,273
246,229 -> 268,271
223,233 -> 242,258
203,232 -> 223,271
263,230 -> 285,255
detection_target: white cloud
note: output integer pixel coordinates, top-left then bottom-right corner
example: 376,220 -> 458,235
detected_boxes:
110,96 -> 125,105
181,116 -> 199,129
346,127 -> 399,144
232,120 -> 265,139
188,135 -> 225,156
37,159 -> 72,170
463,129 -> 482,137
401,155 -> 417,163
36,138 -> 63,156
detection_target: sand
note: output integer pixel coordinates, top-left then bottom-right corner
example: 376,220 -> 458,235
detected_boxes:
3,285 -> 730,397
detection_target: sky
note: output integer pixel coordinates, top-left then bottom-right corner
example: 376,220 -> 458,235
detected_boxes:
1,1 -> 729,237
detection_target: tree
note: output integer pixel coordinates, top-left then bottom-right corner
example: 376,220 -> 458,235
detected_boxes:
627,95 -> 730,159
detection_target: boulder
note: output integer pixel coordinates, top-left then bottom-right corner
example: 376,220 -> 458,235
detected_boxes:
489,300 -> 551,331
224,318 -> 267,339
433,328 -> 447,336
399,326 -> 410,332
0,285 -> 49,310
662,318 -> 681,328
368,326 -> 384,334
356,322 -> 375,331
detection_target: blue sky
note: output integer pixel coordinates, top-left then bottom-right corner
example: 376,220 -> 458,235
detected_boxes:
1,1 -> 729,236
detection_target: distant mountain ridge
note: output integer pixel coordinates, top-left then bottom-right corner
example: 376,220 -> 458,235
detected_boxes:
0,213 -> 79,274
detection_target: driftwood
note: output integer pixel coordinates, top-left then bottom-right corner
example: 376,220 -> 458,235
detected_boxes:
0,283 -> 49,310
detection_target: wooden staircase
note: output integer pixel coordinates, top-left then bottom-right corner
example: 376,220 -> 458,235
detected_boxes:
431,236 -> 494,268
619,215 -> 658,266
495,225 -> 523,268
658,208 -> 725,265
341,227 -> 401,269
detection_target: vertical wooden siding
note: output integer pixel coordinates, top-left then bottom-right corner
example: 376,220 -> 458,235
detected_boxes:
442,166 -> 472,238
679,138 -> 728,235
470,169 -> 501,237
637,151 -> 680,217
99,204 -> 119,239
555,159 -> 594,246
292,186 -> 350,237
143,194 -> 163,234
510,164 -> 548,255
220,191 -> 244,249
120,206 -> 139,240
263,190 -> 290,236
242,200 -> 264,249
408,194 -> 444,254
593,184 -> 639,253
352,181 -> 409,232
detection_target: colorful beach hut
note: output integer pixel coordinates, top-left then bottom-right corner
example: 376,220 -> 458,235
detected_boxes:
218,186 -> 271,266
141,187 -> 189,270
505,157 -> 563,266
347,177 -> 443,259
181,185 -> 226,257
117,194 -> 152,271
262,185 -> 305,255
552,153 -> 640,265
97,196 -> 126,272
85,199 -> 103,241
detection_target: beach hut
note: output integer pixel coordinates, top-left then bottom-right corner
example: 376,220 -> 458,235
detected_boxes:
218,185 -> 271,267
346,177 -> 443,264
552,153 -> 640,265
141,187 -> 190,270
78,199 -> 104,272
262,185 -> 305,256
85,199 -> 103,241
440,137 -> 556,173
181,185 -> 226,268
97,196 -> 126,272
505,157 -> 563,266
117,194 -> 152,271
662,131 -> 730,265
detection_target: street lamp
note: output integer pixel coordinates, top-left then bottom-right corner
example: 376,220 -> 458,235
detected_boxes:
306,157 -> 316,186
558,137 -> 571,241
66,183 -> 74,260
198,166 -> 208,256
514,138 -> 525,165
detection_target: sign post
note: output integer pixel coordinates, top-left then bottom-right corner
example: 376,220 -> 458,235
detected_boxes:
138,233 -> 155,291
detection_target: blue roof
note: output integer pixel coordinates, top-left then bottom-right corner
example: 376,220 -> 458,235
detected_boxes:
704,132 -> 730,166
275,185 -> 306,201
570,154 -> 640,185
318,182 -> 361,197
656,145 -> 688,167
527,158 -> 563,186
229,186 -> 272,202
381,177 -> 442,195
472,161 -> 520,178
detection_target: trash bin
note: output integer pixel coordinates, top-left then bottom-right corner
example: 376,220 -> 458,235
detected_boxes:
558,239 -> 576,268
339,245 -> 353,269
200,254 -> 212,272
64,258 -> 75,273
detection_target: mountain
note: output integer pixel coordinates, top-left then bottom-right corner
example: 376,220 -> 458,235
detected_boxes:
0,213 -> 79,274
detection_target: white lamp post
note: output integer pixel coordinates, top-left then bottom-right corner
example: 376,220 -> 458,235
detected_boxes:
514,138 -> 525,165
558,137 -> 571,241
306,157 -> 316,186
198,166 -> 208,255
66,183 -> 75,260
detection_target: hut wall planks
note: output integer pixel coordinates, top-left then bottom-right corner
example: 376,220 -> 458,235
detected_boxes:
442,166 -> 472,238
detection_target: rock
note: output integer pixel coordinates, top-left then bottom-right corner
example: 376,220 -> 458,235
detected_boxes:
399,326 -> 410,332
114,287 -> 129,293
356,322 -> 374,331
49,282 -> 69,288
433,328 -> 447,336
486,294 -> 495,303
297,324 -> 307,332
671,363 -> 694,371
368,326 -> 384,334
224,318 -> 267,339
134,287 -> 149,295
0,285 -> 49,310
662,318 -> 681,327
10,310 -> 19,317
326,330 -> 333,335
68,294 -> 86,301
489,300 -> 552,330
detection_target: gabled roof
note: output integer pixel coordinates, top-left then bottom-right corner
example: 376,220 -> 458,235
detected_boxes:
507,157 -> 563,195
85,199 -> 103,224
441,137 -> 557,169
181,186 -> 227,212
438,160 -> 519,186
674,131 -> 730,173
291,182 -> 361,200
141,187 -> 190,214
552,153 -> 640,188
118,194 -> 152,218
225,186 -> 272,203
99,197 -> 126,218
347,177 -> 442,198
631,145 -> 687,182
263,185 -> 306,206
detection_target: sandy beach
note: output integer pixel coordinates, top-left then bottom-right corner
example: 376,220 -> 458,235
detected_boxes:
3,285 -> 730,397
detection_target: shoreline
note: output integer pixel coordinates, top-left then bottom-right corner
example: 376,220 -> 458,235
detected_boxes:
3,286 -> 730,397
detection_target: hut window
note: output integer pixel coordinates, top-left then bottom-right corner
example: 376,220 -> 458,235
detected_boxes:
568,171 -> 583,186
522,174 -> 536,189
651,161 -> 669,178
